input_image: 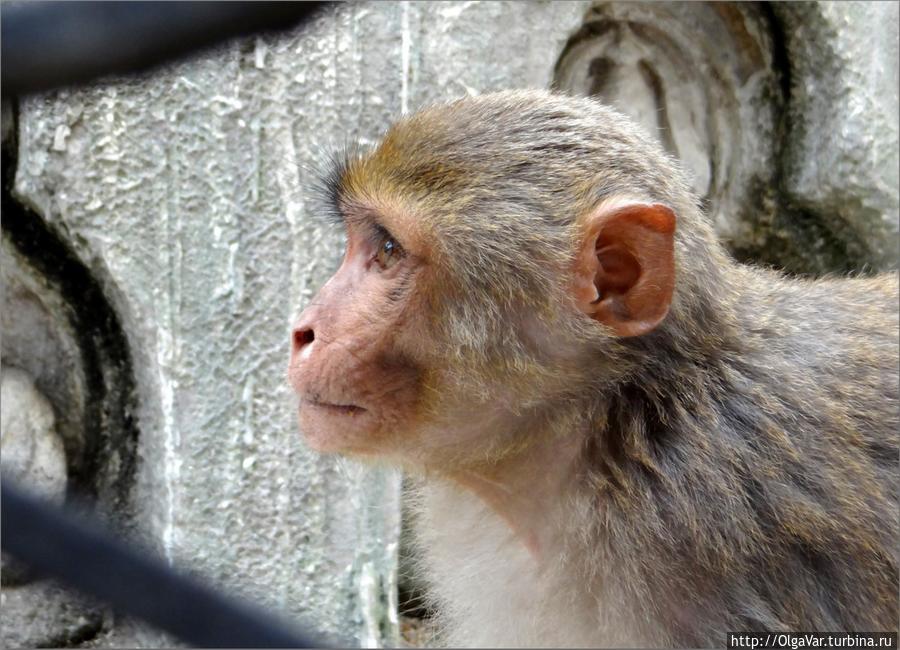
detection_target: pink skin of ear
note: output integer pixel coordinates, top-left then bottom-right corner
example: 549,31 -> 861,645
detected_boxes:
575,200 -> 676,338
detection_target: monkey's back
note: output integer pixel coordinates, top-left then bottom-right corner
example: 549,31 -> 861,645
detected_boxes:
750,270 -> 899,451
618,268 -> 900,640
754,271 -> 898,628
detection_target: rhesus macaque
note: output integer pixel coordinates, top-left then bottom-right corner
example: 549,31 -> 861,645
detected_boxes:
288,90 -> 899,647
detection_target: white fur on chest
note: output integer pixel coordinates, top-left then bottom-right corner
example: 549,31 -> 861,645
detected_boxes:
414,481 -> 643,648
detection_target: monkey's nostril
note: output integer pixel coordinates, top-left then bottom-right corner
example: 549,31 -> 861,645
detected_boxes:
293,328 -> 315,352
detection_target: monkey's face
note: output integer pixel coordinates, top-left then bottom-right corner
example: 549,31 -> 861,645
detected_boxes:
286,200 -> 538,464
288,211 -> 430,456
290,92 -> 681,464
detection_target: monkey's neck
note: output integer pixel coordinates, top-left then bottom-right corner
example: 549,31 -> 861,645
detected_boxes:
446,423 -> 586,559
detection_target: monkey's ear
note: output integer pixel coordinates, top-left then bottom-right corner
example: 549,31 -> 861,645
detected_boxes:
574,202 -> 676,337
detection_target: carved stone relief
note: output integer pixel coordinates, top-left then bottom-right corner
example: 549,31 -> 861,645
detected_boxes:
555,2 -> 781,263
554,1 -> 899,275
2,106 -> 140,646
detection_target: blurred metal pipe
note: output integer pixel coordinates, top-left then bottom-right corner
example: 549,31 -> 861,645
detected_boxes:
1,1 -> 328,96
1,479 -> 330,648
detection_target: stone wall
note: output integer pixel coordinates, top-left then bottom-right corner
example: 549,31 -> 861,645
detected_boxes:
2,2 -> 897,647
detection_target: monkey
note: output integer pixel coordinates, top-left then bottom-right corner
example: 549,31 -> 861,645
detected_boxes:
287,90 -> 899,648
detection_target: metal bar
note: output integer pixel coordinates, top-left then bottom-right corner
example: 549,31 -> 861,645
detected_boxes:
1,480 -> 329,648
1,1 -> 328,96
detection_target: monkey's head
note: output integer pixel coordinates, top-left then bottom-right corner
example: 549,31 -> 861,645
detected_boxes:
288,90 -> 730,468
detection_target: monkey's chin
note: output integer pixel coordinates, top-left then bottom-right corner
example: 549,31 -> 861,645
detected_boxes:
297,403 -> 377,455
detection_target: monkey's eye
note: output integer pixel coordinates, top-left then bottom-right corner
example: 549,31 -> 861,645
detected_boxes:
374,234 -> 403,270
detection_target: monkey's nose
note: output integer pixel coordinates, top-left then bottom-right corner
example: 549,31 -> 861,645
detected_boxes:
292,326 -> 315,361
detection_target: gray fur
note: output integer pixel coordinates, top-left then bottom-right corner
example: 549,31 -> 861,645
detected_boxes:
339,90 -> 899,645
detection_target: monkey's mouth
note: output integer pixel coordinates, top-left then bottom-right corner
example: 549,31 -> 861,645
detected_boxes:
304,399 -> 367,416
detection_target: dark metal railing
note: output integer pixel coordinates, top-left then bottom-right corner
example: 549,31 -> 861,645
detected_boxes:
2,481 -> 327,648
2,1 -> 327,96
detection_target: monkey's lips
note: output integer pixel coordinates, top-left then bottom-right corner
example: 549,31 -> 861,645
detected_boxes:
298,397 -> 376,454
303,398 -> 367,416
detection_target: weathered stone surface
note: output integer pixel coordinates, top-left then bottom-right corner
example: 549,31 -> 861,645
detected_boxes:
1,237 -> 89,485
0,582 -> 104,648
0,366 -> 67,590
552,1 -> 900,275
555,2 -> 781,252
773,1 -> 900,270
0,367 -> 67,502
